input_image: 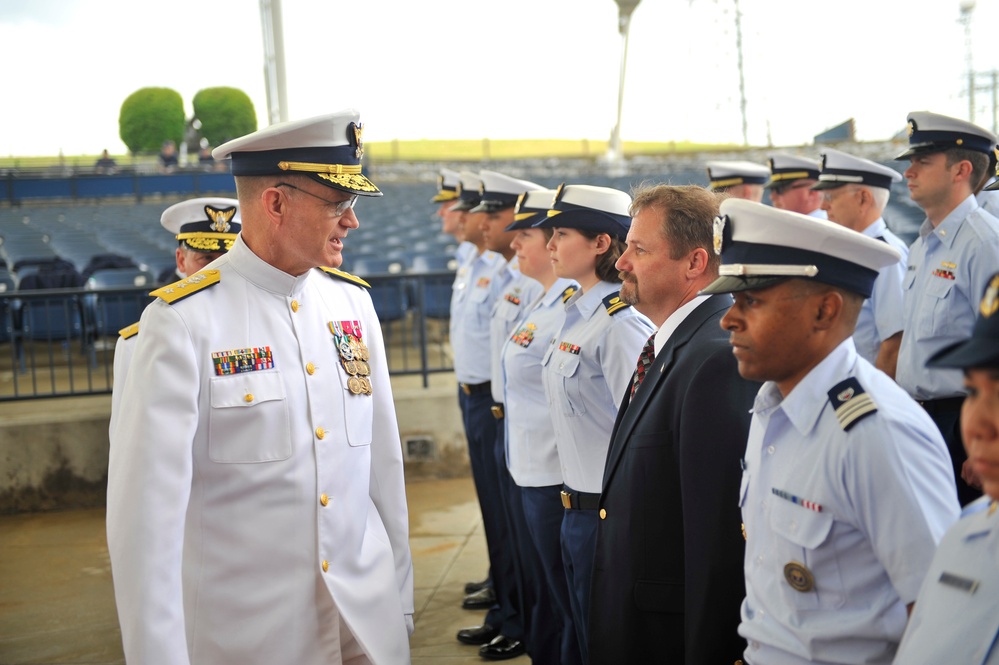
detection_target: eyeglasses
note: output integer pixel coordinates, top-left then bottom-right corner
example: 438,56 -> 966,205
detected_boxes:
276,182 -> 357,217
770,182 -> 814,196
820,187 -> 857,203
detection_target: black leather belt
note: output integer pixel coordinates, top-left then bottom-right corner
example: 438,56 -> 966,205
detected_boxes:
491,404 -> 504,419
460,381 -> 491,396
918,396 -> 965,415
561,486 -> 600,511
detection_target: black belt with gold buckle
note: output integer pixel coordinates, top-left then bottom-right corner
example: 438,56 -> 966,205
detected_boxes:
460,381 -> 491,396
560,487 -> 600,510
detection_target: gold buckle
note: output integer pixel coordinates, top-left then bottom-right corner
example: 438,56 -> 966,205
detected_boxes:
490,405 -> 504,419
560,490 -> 572,509
460,383 -> 472,395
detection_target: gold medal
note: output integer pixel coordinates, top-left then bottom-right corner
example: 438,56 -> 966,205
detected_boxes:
356,360 -> 370,376
356,343 -> 370,362
343,360 -> 359,376
783,562 -> 815,593
359,377 -> 373,394
347,376 -> 363,394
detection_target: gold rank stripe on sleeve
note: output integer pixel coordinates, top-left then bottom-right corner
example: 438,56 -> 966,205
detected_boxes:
827,377 -> 878,431
118,322 -> 140,339
149,270 -> 221,304
602,292 -> 630,316
319,266 -> 371,289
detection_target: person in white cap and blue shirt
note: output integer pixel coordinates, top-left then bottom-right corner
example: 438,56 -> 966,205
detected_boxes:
705,160 -> 771,202
895,110 -> 999,507
498,188 -> 581,665
813,147 -> 908,378
109,197 -> 241,439
431,167 -> 476,266
533,183 -> 653,664
106,109 -> 415,665
455,170 -> 543,661
708,198 -> 960,665
766,154 -> 826,218
893,272 -> 999,665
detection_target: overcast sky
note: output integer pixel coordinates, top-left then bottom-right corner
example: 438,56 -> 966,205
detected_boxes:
2,0 -> 998,156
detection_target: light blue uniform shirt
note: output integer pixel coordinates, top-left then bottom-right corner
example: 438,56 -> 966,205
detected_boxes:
977,189 -> 999,220
541,280 -> 653,493
450,248 -> 504,384
489,262 -> 543,404
455,240 -> 477,267
894,496 -> 999,665
853,219 -> 908,365
808,208 -> 828,220
739,339 -> 960,665
897,195 -> 999,399
501,278 -> 577,487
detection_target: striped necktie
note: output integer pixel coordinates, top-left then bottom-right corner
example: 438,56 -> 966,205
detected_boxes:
630,332 -> 658,399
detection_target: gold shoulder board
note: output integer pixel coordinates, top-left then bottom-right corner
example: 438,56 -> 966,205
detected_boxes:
603,292 -> 630,316
561,286 -> 577,303
119,322 -> 140,339
319,266 -> 371,288
149,270 -> 221,304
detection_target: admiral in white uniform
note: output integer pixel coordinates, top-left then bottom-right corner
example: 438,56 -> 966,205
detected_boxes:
706,199 -> 960,665
106,110 -> 414,665
895,272 -> 999,665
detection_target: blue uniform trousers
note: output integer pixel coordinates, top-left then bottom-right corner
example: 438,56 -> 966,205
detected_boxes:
561,497 -> 599,665
522,484 -> 582,665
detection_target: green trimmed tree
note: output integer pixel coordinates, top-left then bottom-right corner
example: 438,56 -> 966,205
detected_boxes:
192,87 -> 257,147
118,87 -> 185,154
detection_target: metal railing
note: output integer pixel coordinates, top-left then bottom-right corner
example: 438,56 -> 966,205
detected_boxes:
0,271 -> 455,401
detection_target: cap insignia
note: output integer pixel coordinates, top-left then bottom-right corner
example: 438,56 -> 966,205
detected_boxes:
352,122 -> 364,159
205,205 -> 236,233
554,182 -> 566,205
908,120 -> 916,137
713,214 -> 727,256
981,274 -> 999,318
514,192 -> 527,215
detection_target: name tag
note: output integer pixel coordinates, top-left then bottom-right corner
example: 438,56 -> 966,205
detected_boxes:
939,571 -> 979,594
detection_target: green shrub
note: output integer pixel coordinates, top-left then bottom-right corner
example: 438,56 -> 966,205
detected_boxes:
192,87 -> 257,148
118,88 -> 186,154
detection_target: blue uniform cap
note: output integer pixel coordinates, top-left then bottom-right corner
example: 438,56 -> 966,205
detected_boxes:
161,197 -> 241,254
927,272 -> 999,369
894,111 -> 997,160
505,188 -> 557,231
701,198 -> 901,298
531,183 -> 632,240
212,109 -> 381,197
812,148 -> 903,191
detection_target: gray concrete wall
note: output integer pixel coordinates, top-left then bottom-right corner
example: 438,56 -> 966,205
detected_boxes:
0,373 -> 469,514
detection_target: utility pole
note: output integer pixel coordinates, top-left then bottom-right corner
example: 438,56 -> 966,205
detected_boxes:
260,0 -> 289,125
960,1 -> 975,122
608,0 -> 641,164
734,0 -> 748,146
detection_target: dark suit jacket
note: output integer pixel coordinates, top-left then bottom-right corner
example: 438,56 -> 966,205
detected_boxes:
588,294 -> 759,665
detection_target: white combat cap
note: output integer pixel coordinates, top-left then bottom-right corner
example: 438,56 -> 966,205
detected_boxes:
212,108 -> 381,197
532,184 -> 632,240
469,170 -> 544,213
160,197 -> 241,253
705,160 -> 771,191
813,148 -> 902,191
701,198 -> 901,298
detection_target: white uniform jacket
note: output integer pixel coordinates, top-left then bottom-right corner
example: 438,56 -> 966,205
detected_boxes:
106,237 -> 414,665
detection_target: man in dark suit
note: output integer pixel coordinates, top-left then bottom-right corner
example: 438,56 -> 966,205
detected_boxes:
588,185 -> 759,664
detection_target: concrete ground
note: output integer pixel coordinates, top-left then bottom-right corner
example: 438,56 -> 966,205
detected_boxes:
0,475 -> 530,665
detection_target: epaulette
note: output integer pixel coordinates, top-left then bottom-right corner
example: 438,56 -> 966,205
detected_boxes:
150,270 -> 221,304
119,322 -> 140,339
561,286 -> 577,303
827,377 -> 877,431
319,266 -> 370,288
603,292 -> 630,316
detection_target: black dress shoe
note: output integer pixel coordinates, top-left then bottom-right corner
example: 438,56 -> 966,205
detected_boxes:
456,623 -> 499,645
479,635 -> 526,661
462,586 -> 496,610
464,577 -> 490,594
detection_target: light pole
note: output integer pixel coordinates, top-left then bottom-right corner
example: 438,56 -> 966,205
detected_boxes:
959,1 -> 975,122
608,0 -> 641,164
260,0 -> 289,125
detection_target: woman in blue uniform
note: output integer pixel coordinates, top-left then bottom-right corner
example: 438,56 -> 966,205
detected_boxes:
894,272 -> 999,664
534,184 -> 653,663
